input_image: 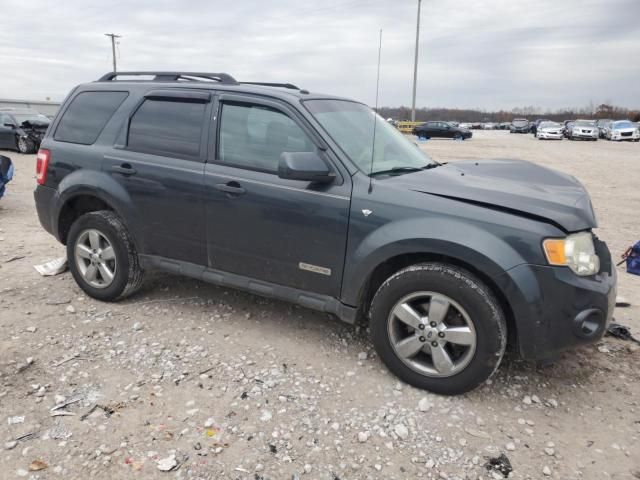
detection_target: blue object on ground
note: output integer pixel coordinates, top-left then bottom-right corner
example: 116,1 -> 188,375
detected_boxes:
0,156 -> 14,199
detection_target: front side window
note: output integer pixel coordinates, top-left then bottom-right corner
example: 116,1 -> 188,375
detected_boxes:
304,99 -> 434,175
55,91 -> 128,145
128,99 -> 206,158
218,103 -> 314,173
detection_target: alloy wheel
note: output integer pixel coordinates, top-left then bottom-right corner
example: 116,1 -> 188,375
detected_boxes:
387,291 -> 476,378
74,229 -> 117,289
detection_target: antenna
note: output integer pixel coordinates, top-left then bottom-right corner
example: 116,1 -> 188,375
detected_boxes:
368,29 -> 383,194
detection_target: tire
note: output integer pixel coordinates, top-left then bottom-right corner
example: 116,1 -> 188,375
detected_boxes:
453,133 -> 462,140
369,263 -> 507,395
17,136 -> 35,154
67,210 -> 144,301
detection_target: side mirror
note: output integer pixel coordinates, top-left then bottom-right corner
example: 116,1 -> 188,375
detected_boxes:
3,123 -> 16,129
278,152 -> 334,184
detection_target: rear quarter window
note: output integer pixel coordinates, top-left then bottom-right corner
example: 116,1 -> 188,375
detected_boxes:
54,91 -> 128,145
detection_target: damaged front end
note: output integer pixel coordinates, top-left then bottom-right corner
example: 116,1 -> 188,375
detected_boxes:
19,120 -> 49,149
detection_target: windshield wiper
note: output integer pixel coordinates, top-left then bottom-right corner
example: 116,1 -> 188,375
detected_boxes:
370,163 -> 441,177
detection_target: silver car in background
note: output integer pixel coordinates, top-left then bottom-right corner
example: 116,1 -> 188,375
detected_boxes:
568,120 -> 598,141
596,119 -> 613,138
606,120 -> 640,142
536,121 -> 564,140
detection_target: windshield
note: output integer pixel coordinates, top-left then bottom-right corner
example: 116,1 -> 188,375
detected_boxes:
512,119 -> 528,126
612,121 -> 634,129
574,120 -> 596,126
12,113 -> 50,125
304,99 -> 434,175
540,122 -> 561,128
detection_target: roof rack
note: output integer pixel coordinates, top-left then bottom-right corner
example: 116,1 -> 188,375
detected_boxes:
97,71 -> 237,84
240,82 -> 301,90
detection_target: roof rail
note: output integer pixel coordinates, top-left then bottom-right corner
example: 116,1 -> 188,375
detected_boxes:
240,82 -> 300,90
97,71 -> 237,84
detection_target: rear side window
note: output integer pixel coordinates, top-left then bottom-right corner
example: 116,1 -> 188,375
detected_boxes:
127,99 -> 206,158
54,91 -> 128,144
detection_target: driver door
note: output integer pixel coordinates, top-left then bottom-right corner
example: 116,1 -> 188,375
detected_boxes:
204,95 -> 352,297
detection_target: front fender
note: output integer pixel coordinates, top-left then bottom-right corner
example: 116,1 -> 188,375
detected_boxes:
341,216 -> 531,306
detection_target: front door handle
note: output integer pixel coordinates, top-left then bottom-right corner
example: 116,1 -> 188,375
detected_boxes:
214,181 -> 246,195
110,164 -> 137,176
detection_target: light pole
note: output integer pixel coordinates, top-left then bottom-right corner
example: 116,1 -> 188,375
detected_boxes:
411,0 -> 422,121
104,33 -> 121,72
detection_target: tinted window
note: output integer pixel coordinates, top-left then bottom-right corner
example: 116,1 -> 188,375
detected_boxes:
128,99 -> 206,158
218,103 -> 314,173
55,91 -> 128,144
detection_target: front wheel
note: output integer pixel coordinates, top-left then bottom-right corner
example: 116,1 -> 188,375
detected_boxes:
67,210 -> 144,301
17,136 -> 35,154
369,263 -> 507,395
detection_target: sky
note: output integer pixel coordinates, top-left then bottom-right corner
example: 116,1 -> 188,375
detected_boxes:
1,0 -> 639,111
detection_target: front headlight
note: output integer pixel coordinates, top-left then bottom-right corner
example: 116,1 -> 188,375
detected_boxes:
542,232 -> 600,276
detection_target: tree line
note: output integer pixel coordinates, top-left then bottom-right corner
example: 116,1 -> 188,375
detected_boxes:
378,104 -> 640,123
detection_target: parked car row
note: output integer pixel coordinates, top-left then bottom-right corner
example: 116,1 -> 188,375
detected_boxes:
537,119 -> 640,142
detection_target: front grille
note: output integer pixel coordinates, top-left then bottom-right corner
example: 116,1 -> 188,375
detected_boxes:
621,132 -> 632,137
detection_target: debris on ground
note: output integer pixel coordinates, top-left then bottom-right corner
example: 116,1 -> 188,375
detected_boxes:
606,322 -> 640,344
28,459 -> 48,471
616,295 -> 631,307
485,453 -> 513,478
33,256 -> 67,276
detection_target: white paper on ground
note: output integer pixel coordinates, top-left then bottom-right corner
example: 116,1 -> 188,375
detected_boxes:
34,257 -> 68,276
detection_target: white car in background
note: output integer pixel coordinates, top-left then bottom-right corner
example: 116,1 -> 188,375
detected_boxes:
459,122 -> 472,129
606,120 -> 640,142
568,120 -> 598,141
536,121 -> 564,140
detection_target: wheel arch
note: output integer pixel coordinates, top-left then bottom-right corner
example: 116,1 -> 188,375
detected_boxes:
57,193 -> 117,245
54,170 -> 143,250
354,250 -> 519,353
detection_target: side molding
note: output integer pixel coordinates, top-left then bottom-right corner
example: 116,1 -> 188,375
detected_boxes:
139,255 -> 357,324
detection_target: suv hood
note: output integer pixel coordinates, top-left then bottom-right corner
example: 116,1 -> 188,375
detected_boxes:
385,159 -> 596,232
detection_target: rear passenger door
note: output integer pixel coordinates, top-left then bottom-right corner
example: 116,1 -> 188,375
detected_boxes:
203,94 -> 351,298
104,90 -> 211,265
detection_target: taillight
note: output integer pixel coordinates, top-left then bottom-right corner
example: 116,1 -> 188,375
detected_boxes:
36,149 -> 50,185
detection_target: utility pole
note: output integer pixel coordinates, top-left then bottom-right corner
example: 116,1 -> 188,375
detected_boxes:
410,0 -> 422,121
104,33 -> 121,72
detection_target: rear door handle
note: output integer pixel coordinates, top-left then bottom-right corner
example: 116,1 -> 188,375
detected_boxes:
214,182 -> 246,195
110,163 -> 137,176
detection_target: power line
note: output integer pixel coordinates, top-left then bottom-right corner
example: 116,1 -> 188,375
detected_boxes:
411,0 -> 422,122
104,33 -> 122,72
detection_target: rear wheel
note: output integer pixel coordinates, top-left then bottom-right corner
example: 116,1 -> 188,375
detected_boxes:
369,263 -> 507,395
67,210 -> 144,301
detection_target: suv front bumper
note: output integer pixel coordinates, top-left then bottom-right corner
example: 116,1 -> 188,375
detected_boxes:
495,262 -> 616,360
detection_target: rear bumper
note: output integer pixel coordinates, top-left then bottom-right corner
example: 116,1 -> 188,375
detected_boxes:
34,185 -> 59,240
495,262 -> 616,360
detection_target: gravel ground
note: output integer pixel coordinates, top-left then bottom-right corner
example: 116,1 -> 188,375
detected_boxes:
1,131 -> 639,479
